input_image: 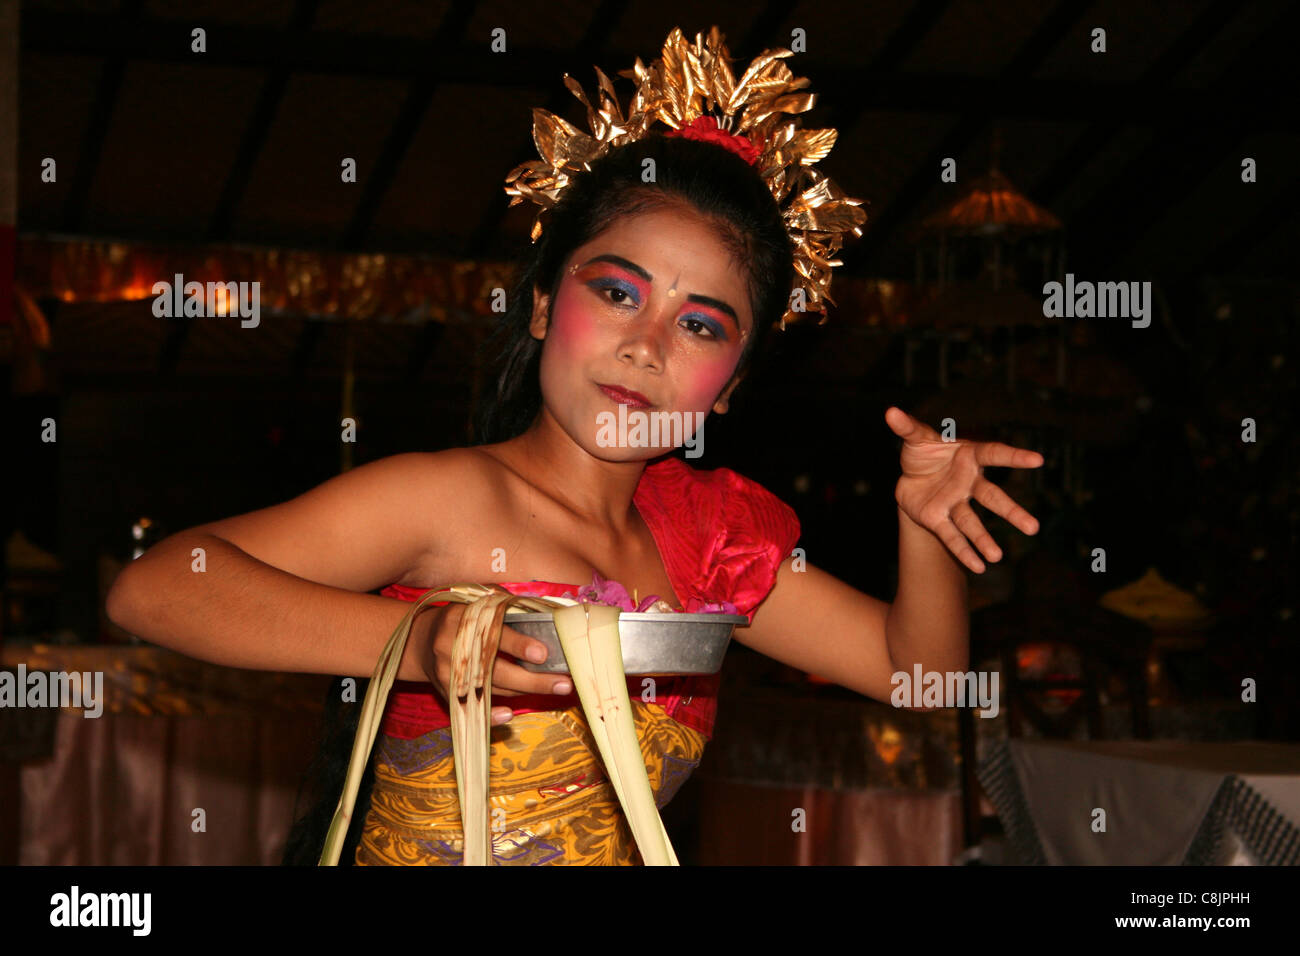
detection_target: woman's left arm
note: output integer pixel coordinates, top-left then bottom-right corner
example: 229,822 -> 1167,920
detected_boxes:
887,502 -> 971,677
734,530 -> 970,706
737,407 -> 1042,704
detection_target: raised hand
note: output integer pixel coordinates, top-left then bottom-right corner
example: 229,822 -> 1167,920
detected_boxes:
885,406 -> 1043,573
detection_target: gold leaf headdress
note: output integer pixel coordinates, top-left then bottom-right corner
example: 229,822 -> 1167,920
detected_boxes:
504,25 -> 868,329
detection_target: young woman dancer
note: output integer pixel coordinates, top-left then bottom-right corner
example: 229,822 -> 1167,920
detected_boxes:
107,27 -> 1042,865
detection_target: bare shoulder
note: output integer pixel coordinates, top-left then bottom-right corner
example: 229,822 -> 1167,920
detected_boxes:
413,445 -> 512,508
391,447 -> 481,484
365,446 -> 511,538
182,448 -> 503,594
387,446 -> 521,586
355,447 -> 503,496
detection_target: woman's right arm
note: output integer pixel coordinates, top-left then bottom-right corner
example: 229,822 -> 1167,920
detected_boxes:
104,451 -> 452,683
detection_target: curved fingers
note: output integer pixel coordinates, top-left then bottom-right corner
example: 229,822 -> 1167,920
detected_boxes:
950,500 -> 1001,564
973,476 -> 1041,535
488,658 -> 564,697
496,623 -> 549,668
930,510 -> 987,574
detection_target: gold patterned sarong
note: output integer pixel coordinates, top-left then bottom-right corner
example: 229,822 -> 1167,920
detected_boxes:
356,699 -> 706,865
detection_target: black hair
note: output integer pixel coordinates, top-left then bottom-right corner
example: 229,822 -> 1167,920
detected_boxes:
280,675 -> 373,864
280,132 -> 793,865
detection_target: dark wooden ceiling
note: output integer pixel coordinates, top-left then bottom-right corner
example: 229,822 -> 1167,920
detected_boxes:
15,0 -> 1300,385
20,0 -> 1300,271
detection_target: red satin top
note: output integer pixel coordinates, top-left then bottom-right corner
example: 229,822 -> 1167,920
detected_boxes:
379,455 -> 801,741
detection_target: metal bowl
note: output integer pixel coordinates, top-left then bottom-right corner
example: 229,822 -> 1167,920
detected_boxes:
503,611 -> 747,675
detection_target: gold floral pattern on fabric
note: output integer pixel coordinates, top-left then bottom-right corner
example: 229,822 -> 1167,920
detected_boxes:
355,699 -> 705,865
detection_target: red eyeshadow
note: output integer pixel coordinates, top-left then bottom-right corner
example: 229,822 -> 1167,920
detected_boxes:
578,262 -> 650,296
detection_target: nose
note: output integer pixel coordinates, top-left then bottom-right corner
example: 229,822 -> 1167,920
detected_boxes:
617,307 -> 671,371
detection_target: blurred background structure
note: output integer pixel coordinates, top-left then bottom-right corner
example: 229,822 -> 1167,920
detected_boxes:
2,0 -> 1297,865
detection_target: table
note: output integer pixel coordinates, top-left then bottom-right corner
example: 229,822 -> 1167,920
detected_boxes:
978,738 -> 1300,865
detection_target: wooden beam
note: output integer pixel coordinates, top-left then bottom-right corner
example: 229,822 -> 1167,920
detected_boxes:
339,2 -> 479,249
24,10 -> 1298,124
463,0 -> 632,259
206,0 -> 322,242
57,0 -> 145,233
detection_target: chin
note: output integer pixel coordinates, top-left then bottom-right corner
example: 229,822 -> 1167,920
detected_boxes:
581,438 -> 677,463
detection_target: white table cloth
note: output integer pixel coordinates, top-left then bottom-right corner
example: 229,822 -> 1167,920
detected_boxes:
978,739 -> 1300,864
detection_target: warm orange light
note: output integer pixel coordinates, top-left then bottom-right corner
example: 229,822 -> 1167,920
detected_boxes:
119,282 -> 156,300
868,723 -> 905,765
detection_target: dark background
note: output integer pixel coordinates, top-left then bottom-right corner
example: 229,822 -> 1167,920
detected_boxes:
5,0 -> 1297,736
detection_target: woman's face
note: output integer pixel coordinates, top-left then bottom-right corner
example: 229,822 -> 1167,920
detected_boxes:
530,206 -> 755,460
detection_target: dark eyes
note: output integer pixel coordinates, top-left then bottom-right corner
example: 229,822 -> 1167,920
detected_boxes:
679,317 -> 716,338
590,282 -> 722,341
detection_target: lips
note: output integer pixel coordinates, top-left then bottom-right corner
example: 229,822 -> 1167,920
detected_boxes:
597,383 -> 652,408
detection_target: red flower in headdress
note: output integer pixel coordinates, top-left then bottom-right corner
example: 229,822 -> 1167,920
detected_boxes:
664,116 -> 761,166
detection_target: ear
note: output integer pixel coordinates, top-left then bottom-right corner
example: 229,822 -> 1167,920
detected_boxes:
712,370 -> 745,414
529,285 -> 551,340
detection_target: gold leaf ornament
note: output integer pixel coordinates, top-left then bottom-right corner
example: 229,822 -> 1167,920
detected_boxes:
503,24 -> 868,328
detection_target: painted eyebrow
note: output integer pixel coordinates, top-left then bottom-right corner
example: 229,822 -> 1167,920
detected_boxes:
578,254 -> 741,327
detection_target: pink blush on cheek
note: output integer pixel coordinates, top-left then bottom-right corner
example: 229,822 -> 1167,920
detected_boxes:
548,285 -> 599,353
680,361 -> 736,409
